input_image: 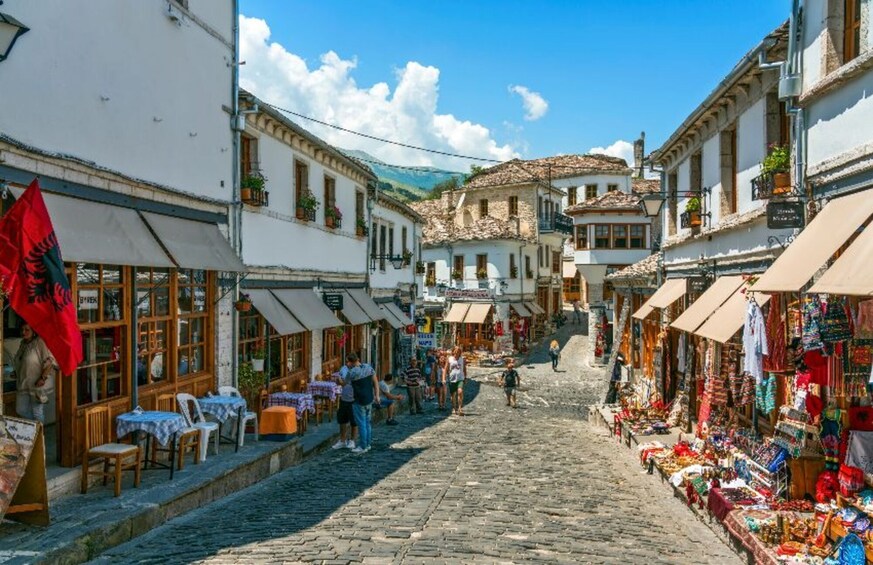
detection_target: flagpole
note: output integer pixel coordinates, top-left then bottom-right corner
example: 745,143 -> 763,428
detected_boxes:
130,265 -> 139,409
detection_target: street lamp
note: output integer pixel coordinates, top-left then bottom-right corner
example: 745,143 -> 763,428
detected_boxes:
370,254 -> 405,271
0,10 -> 29,62
640,193 -> 666,218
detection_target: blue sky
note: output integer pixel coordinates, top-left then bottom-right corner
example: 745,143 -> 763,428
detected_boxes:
239,1 -> 789,171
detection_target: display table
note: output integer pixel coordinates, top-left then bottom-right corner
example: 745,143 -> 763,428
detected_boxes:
259,406 -> 298,441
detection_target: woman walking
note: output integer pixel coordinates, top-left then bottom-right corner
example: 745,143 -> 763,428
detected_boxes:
433,350 -> 447,410
13,323 -> 58,424
445,347 -> 466,416
549,339 -> 561,371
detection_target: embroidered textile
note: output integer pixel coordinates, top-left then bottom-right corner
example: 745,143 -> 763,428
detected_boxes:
743,300 -> 768,384
762,294 -> 787,372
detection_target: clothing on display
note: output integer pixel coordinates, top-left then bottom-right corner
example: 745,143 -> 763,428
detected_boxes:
802,296 -> 825,352
743,300 -> 769,384
763,294 -> 787,372
855,299 -> 873,338
821,296 -> 854,344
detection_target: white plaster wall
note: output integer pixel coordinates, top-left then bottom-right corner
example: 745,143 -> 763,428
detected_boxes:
553,173 -> 632,209
0,0 -> 233,201
575,248 -> 651,267
371,204 -> 418,292
663,219 -> 792,268
806,70 -> 873,172
736,99 -> 767,214
802,0 -> 827,88
702,135 -> 723,225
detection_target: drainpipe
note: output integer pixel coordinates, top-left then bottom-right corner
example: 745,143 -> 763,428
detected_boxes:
230,0 -> 241,387
366,182 -> 375,367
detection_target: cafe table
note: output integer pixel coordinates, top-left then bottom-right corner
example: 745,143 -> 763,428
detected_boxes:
198,395 -> 247,452
116,410 -> 187,479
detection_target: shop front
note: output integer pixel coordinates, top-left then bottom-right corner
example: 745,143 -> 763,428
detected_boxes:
509,302 -> 532,352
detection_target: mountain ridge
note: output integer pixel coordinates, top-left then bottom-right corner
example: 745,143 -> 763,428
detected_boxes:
341,149 -> 465,202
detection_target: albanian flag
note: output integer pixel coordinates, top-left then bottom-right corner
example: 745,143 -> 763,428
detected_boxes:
0,179 -> 82,375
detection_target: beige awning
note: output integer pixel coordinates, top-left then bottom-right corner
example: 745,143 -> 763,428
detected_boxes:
511,302 -> 532,317
141,212 -> 245,272
670,276 -> 744,333
383,303 -> 412,326
464,303 -> 493,324
631,278 -> 687,320
562,262 -> 579,279
694,286 -> 771,343
337,290 -> 372,325
378,304 -> 404,329
346,289 -> 387,321
271,289 -> 342,331
809,225 -> 873,295
525,301 -> 546,315
246,289 -> 305,335
443,303 -> 470,323
754,191 -> 873,292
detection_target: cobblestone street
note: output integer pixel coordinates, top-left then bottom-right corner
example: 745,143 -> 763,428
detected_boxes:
96,320 -> 739,564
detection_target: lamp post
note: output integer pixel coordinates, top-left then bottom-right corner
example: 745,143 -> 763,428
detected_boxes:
0,8 -> 29,62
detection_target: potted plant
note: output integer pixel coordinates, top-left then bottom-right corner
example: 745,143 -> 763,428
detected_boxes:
451,269 -> 463,280
476,268 -> 488,279
356,217 -> 368,237
415,261 -> 426,274
237,361 -> 262,401
324,205 -> 342,228
510,265 -> 519,279
250,339 -> 266,372
235,293 -> 252,312
333,326 -> 345,340
402,249 -> 413,266
685,197 -> 702,227
296,190 -> 319,220
241,173 -> 266,204
762,144 -> 791,194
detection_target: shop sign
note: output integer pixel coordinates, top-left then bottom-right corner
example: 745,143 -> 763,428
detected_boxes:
688,277 -> 709,293
767,201 -> 804,229
322,293 -> 344,311
445,289 -> 492,299
78,289 -> 98,311
417,333 -> 436,349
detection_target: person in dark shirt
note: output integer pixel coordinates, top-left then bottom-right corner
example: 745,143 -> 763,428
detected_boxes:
606,352 -> 625,404
404,358 -> 423,415
500,359 -> 521,408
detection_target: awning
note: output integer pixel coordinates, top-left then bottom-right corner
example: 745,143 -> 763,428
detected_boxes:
632,278 -> 687,320
562,262 -> 579,279
346,289 -> 387,322
337,290 -> 371,325
525,301 -> 546,315
271,289 -> 342,331
12,188 -> 174,268
694,286 -> 771,343
464,303 -> 493,324
754,191 -> 873,292
511,302 -> 532,317
670,276 -> 744,333
378,305 -> 404,329
809,225 -> 873,295
443,303 -> 470,323
383,303 -> 412,326
141,212 -> 245,272
246,289 -> 305,335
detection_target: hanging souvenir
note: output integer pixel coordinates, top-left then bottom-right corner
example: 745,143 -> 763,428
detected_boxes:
821,296 -> 854,344
763,294 -> 787,372
802,295 -> 825,352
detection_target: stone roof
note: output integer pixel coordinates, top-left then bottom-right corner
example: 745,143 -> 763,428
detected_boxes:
607,252 -> 661,284
410,197 -> 533,246
663,206 -> 766,250
465,154 -> 632,190
564,190 -> 642,214
632,178 -> 661,195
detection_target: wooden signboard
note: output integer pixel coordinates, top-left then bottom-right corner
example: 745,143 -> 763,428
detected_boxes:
322,293 -> 344,311
0,417 -> 49,526
767,201 -> 805,229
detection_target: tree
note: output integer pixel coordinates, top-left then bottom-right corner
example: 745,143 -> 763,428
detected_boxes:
424,176 -> 461,200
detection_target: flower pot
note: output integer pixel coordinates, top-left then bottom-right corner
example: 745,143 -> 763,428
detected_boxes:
235,301 -> 252,312
241,187 -> 253,203
251,358 -> 265,372
773,172 -> 791,194
296,207 -> 306,220
688,211 -> 702,227
326,216 -> 335,228
356,226 -> 365,237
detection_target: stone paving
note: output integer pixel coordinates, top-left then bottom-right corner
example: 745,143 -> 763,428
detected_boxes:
95,318 -> 740,564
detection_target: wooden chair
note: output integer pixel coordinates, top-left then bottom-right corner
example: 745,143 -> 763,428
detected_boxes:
81,406 -> 142,497
152,394 -> 200,471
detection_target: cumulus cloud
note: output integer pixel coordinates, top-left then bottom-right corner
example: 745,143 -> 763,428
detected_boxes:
508,85 -> 549,121
588,139 -> 635,166
239,15 -> 518,172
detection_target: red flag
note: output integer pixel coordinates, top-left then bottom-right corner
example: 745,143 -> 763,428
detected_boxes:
0,179 -> 83,375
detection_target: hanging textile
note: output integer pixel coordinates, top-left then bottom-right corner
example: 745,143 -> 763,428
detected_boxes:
676,333 -> 686,374
705,341 -> 728,406
844,339 -> 873,398
855,299 -> 873,338
802,296 -> 825,352
762,294 -> 787,372
756,373 -> 776,415
820,408 -> 843,472
821,296 -> 854,345
743,300 -> 769,384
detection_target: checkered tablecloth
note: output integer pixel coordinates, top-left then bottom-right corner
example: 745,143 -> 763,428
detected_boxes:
267,392 -> 315,419
198,395 -> 246,423
307,381 -> 343,401
116,411 -> 187,447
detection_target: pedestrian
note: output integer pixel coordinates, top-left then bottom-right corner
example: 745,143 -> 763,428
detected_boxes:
424,349 -> 436,402
445,346 -> 466,416
549,339 -> 561,371
350,354 -> 379,453
377,374 -> 403,425
434,350 -> 447,410
332,354 -> 358,449
572,299 -> 582,325
13,323 -> 58,424
500,359 -> 520,408
606,352 -> 625,404
404,357 -> 424,415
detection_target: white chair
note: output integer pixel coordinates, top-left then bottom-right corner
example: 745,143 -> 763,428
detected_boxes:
219,385 -> 259,447
176,393 -> 219,462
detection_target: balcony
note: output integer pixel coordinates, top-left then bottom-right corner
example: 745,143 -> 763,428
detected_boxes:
539,213 -> 574,235
751,170 -> 793,200
242,190 -> 269,207
296,206 -> 317,222
680,211 -> 704,229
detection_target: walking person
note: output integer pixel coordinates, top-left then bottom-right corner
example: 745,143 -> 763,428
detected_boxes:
349,354 -> 380,454
500,359 -> 520,408
605,352 -> 625,405
572,299 -> 582,325
404,358 -> 424,415
434,350 -> 447,410
445,347 -> 466,416
549,339 -> 561,371
332,354 -> 358,449
13,323 -> 58,424
424,349 -> 436,402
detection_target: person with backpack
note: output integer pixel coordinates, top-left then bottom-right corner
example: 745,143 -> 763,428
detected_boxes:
349,355 -> 380,454
606,352 -> 625,404
500,359 -> 520,408
548,340 -> 561,371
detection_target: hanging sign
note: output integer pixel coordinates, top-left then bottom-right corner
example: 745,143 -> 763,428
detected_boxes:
417,333 -> 436,349
78,289 -> 99,311
445,289 -> 491,299
322,293 -> 344,311
767,201 -> 804,229
688,277 -> 709,293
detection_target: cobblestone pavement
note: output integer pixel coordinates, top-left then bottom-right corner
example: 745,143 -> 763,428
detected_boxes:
96,318 -> 739,564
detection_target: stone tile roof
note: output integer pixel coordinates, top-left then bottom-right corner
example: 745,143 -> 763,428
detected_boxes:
663,206 -> 766,250
564,190 -> 642,214
632,178 -> 661,195
607,252 -> 661,283
410,198 -> 534,246
465,154 -> 631,189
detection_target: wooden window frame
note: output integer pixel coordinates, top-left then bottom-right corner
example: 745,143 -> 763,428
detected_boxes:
379,224 -> 387,271
845,0 -> 862,63
612,225 -> 628,249
551,251 -> 561,274
509,196 -> 518,216
629,225 -> 646,249
294,160 -> 309,208
575,225 -> 588,250
593,225 -> 611,249
355,190 -> 365,225
425,262 -> 436,286
585,184 -> 598,200
479,199 -> 488,217
607,184 -> 618,192
453,255 -> 465,276
323,175 -> 336,223
509,254 -> 517,279
525,255 -> 532,278
136,268 -> 173,388
401,226 -> 408,254
175,269 -> 210,379
476,254 -> 488,275
567,186 -> 577,206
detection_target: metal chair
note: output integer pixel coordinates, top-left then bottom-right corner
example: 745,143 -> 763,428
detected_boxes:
81,406 -> 141,497
176,393 -> 219,461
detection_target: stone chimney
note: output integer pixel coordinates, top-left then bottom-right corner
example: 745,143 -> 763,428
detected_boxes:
633,131 -> 645,179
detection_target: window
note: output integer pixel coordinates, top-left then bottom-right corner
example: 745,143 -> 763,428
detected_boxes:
845,0 -> 861,63
575,225 -> 588,249
509,254 -> 517,279
538,245 -> 543,267
425,262 -> 436,286
240,135 -> 257,177
667,172 -> 678,237
76,264 -> 125,405
379,225 -> 387,271
630,225 -> 646,249
476,254 -> 488,277
551,251 -> 561,274
76,264 -> 124,325
538,196 -> 544,220
294,160 -> 309,206
509,196 -> 518,216
323,175 -> 336,223
479,199 -> 488,217
607,184 -> 618,192
176,269 -> 208,377
370,222 -> 378,260
545,245 -> 551,267
525,255 -> 532,278
286,332 -> 308,376
388,226 -> 395,258
594,225 -> 610,249
401,226 -> 408,254
611,225 -> 628,248
356,191 -> 365,224
585,184 -> 598,200
567,186 -> 577,206
137,268 -> 172,386
453,255 -> 464,277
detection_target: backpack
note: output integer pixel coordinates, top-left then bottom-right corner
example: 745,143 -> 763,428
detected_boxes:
503,369 -> 518,388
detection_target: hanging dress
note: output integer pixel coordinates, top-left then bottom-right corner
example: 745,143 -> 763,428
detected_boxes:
820,408 -> 843,472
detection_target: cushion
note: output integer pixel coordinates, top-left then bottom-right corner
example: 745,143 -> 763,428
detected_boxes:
89,443 -> 139,456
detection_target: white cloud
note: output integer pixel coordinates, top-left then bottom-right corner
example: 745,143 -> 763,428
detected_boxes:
508,85 -> 549,121
239,15 -> 519,172
588,139 -> 635,166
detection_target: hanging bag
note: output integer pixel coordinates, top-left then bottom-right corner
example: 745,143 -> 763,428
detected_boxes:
821,297 -> 853,344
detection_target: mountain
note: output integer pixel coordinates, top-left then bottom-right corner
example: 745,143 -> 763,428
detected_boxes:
341,149 -> 465,202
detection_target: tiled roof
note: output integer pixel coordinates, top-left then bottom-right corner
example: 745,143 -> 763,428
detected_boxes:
663,206 -> 766,249
632,178 -> 661,195
607,252 -> 661,283
410,198 -> 534,246
465,154 -> 631,189
564,190 -> 642,214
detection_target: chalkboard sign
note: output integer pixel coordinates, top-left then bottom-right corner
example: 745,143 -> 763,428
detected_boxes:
767,201 -> 804,229
688,277 -> 709,293
323,293 -> 344,311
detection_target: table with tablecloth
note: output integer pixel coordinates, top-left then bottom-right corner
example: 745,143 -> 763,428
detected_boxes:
267,392 -> 315,418
259,406 -> 298,439
116,411 -> 187,447
198,395 -> 246,423
723,509 -> 781,565
307,381 -> 343,401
